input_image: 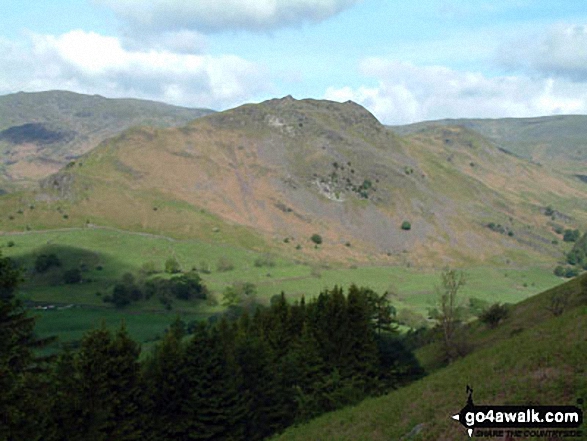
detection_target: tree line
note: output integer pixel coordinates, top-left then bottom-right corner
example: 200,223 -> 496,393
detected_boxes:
0,252 -> 423,441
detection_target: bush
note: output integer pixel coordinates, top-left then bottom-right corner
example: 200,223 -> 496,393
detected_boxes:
216,257 -> 235,272
554,265 -> 565,277
563,229 -> 580,242
401,221 -> 411,231
478,303 -> 509,328
222,281 -> 256,306
169,272 -> 207,301
164,257 -> 181,274
63,268 -> 82,284
468,297 -> 489,316
7,241 -> 15,248
140,261 -> 158,275
35,253 -> 61,273
310,234 -> 323,245
564,267 -> 579,278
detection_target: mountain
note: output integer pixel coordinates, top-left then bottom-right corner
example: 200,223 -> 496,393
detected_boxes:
390,115 -> 587,173
0,90 -> 214,187
1,96 -> 586,266
275,274 -> 587,440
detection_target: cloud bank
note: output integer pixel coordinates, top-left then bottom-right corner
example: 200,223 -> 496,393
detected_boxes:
325,58 -> 587,125
500,23 -> 587,82
324,23 -> 587,125
0,30 -> 270,109
96,0 -> 362,33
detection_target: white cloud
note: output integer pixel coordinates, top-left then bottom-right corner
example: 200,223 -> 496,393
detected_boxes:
121,30 -> 208,54
499,23 -> 587,81
325,59 -> 587,124
0,30 -> 271,110
95,0 -> 362,33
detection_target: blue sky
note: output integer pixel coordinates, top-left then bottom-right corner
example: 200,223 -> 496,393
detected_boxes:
1,0 -> 587,124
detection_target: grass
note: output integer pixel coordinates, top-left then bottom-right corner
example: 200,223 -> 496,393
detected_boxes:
1,228 -> 565,357
32,306 -> 206,356
273,276 -> 587,441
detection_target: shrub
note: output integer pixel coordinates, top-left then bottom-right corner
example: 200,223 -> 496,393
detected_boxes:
468,297 -> 489,316
63,268 -> 82,284
216,257 -> 235,272
35,253 -> 61,273
310,234 -> 323,245
563,229 -> 580,242
140,261 -> 158,275
401,221 -> 411,231
169,272 -> 207,301
478,303 -> 509,328
7,241 -> 15,248
164,257 -> 181,274
564,267 -> 579,278
222,281 -> 256,306
554,265 -> 565,277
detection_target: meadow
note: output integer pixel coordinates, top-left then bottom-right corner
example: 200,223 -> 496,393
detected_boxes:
1,227 -> 563,352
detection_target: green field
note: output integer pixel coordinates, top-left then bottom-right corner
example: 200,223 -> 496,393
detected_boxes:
1,227 -> 564,352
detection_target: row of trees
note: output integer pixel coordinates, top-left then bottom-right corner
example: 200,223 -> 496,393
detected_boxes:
104,271 -> 208,308
1,252 -> 423,440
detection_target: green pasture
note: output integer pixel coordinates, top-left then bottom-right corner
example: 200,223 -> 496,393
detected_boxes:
1,227 -> 563,350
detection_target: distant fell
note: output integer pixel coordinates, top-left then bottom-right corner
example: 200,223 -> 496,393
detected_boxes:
0,90 -> 214,187
390,115 -> 587,170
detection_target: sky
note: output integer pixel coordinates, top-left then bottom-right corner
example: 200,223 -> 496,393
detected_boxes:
1,0 -> 587,124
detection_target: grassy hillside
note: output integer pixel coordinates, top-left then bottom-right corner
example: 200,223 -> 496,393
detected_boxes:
0,90 -> 214,187
1,228 -> 564,352
390,115 -> 587,173
1,97 -> 585,267
274,275 -> 587,441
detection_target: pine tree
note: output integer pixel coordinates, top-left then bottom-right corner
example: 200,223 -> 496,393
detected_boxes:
0,252 -> 54,440
144,319 -> 190,440
181,323 -> 246,440
54,323 -> 146,440
234,331 -> 289,440
345,285 -> 379,392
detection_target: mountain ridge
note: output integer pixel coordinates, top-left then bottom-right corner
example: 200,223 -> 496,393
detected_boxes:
2,95 -> 585,267
389,114 -> 587,171
0,90 -> 214,187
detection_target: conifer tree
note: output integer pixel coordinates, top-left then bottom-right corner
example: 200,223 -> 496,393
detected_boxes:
0,252 -> 54,440
55,323 -> 146,440
345,285 -> 379,391
144,318 -> 190,440
234,330 -> 289,440
182,323 -> 246,440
